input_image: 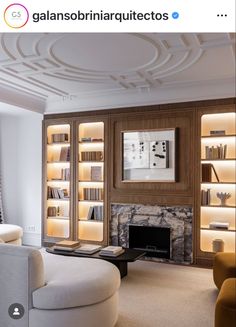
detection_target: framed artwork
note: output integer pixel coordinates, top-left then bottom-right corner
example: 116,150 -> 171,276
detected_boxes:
122,128 -> 177,182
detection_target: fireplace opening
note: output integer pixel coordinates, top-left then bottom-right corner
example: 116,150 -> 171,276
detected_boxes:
129,225 -> 171,259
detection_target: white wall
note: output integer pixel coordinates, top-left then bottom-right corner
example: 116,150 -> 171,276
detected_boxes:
0,104 -> 43,246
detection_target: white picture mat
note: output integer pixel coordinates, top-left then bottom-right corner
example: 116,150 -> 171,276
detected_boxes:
123,129 -> 176,181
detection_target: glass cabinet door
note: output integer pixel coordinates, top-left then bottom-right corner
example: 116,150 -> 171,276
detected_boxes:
77,122 -> 104,242
46,124 -> 71,239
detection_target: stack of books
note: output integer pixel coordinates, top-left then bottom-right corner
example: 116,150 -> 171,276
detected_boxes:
99,246 -> 125,257
53,240 -> 80,252
209,222 -> 229,230
74,244 -> 102,254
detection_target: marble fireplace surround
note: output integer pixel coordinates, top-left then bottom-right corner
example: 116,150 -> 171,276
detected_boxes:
110,203 -> 193,264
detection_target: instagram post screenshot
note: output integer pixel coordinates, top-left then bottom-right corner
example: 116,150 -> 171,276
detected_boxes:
0,1 -> 235,327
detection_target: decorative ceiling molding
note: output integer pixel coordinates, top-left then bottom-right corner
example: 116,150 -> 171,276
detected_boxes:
0,33 -> 235,114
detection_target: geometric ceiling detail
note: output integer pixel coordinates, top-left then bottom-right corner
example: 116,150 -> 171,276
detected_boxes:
0,33 -> 235,114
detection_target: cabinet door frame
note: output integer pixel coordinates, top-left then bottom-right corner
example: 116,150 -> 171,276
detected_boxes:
74,115 -> 109,246
195,104 -> 236,266
42,118 -> 74,246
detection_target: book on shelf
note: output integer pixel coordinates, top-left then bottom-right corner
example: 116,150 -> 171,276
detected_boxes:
74,244 -> 102,254
87,205 -> 103,221
205,144 -> 227,159
91,166 -> 102,181
80,151 -> 103,161
59,146 -> 71,161
201,163 -> 220,182
47,186 -> 69,199
201,189 -> 211,205
210,130 -> 225,136
53,240 -> 80,251
82,188 -> 104,201
51,133 -> 69,143
99,246 -> 125,257
61,168 -> 70,180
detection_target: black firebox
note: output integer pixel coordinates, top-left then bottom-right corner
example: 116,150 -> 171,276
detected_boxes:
129,225 -> 171,259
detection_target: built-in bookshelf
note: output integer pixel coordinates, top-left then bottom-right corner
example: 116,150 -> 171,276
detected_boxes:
200,112 -> 236,253
78,122 -> 104,242
43,119 -> 107,246
46,124 -> 71,239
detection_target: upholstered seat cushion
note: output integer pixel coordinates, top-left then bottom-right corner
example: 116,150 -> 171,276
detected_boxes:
213,252 -> 236,289
215,278 -> 236,327
0,224 -> 23,242
32,252 -> 120,310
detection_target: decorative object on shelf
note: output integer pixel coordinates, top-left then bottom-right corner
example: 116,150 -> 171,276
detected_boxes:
212,239 -> 224,253
216,192 -> 231,206
201,163 -> 220,182
205,144 -> 227,159
209,222 -> 229,230
210,130 -> 225,136
122,128 -> 176,182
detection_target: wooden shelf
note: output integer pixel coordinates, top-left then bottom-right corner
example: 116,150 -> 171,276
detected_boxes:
79,200 -> 103,203
48,180 -> 70,182
48,198 -> 70,202
79,141 -> 104,144
201,227 -> 236,233
47,161 -> 70,164
79,180 -> 103,182
48,142 -> 70,145
48,216 -> 70,220
79,219 -> 103,223
201,182 -> 235,184
201,159 -> 236,161
201,205 -> 236,208
79,161 -> 103,163
201,134 -> 236,138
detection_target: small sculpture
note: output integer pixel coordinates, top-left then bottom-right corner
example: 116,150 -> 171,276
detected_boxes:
216,192 -> 231,206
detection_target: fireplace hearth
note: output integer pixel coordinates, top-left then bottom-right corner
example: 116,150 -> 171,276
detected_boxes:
110,203 -> 193,264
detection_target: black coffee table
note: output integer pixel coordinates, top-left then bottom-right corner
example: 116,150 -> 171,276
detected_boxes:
46,247 -> 145,278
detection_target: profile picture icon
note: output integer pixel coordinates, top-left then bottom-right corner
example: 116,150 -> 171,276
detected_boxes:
4,3 -> 29,29
13,307 -> 20,316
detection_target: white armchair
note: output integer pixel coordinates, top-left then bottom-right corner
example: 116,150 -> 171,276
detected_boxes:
0,244 -> 120,327
0,224 -> 23,244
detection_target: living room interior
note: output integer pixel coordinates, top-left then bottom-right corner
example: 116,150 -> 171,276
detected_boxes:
0,32 -> 235,327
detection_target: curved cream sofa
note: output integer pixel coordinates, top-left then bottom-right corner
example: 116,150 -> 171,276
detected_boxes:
0,224 -> 23,244
0,244 -> 120,327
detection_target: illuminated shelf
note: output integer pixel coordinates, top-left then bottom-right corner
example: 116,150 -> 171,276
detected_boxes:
201,134 -> 236,138
201,205 -> 236,208
47,142 -> 70,145
79,180 -> 103,182
201,159 -> 236,161
47,180 -> 70,182
201,227 -> 236,232
79,141 -> 104,144
79,200 -> 103,203
47,216 -> 70,220
79,161 -> 104,163
47,198 -> 70,202
201,182 -> 235,184
47,161 -> 70,164
79,219 -> 103,223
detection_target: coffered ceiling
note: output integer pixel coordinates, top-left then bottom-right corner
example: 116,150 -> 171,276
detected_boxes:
0,33 -> 235,114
